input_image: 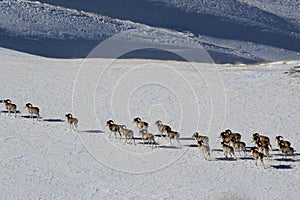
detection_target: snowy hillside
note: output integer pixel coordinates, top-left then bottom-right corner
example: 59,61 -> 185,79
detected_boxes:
0,0 -> 299,63
1,48 -> 300,199
239,0 -> 300,28
35,0 -> 300,50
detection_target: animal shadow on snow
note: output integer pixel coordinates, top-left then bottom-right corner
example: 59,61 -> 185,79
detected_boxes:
154,134 -> 166,138
21,115 -> 39,119
273,158 -> 297,162
81,130 -> 105,134
271,165 -> 294,169
138,141 -> 159,145
211,148 -> 223,152
159,146 -> 182,149
215,157 -> 237,161
238,157 -> 254,160
43,118 -> 65,122
183,144 -> 198,148
1,110 -> 21,114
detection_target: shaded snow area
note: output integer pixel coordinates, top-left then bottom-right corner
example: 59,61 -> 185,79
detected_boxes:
1,48 -> 300,199
0,0 -> 299,62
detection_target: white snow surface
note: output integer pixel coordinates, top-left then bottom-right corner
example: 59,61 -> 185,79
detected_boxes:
1,48 -> 300,199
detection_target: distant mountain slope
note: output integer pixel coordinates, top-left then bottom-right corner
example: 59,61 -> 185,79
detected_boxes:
37,0 -> 300,52
238,0 -> 300,29
0,0 -> 299,62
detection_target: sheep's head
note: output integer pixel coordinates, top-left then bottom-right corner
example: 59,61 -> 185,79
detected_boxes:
65,113 -> 72,118
4,99 -> 11,103
253,133 -> 259,138
133,117 -> 141,123
276,135 -> 283,141
219,131 -> 226,138
253,135 -> 260,141
106,120 -> 114,126
225,129 -> 232,134
25,103 -> 32,108
192,132 -> 198,138
155,120 -> 162,126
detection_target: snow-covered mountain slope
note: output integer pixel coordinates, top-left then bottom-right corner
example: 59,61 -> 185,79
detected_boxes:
239,0 -> 300,29
1,48 -> 300,199
36,0 -> 300,51
0,0 -> 299,63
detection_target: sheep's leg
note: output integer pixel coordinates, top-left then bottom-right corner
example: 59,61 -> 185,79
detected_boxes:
176,137 -> 182,147
14,111 -> 17,118
74,123 -> 78,131
124,137 -> 127,144
238,149 -> 242,156
261,158 -> 264,167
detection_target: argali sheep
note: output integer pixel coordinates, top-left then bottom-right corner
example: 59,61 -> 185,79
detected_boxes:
253,137 -> 270,159
65,113 -> 78,131
219,130 -> 241,144
140,130 -> 157,148
275,136 -> 291,148
278,142 -> 295,160
251,147 -> 264,167
197,140 -> 210,160
3,99 -> 17,118
252,133 -> 272,149
155,120 -> 171,138
133,117 -> 148,131
192,132 -> 209,145
256,142 -> 270,159
229,139 -> 247,156
221,142 -> 235,158
225,129 -> 241,141
106,120 -> 122,139
119,125 -> 135,145
165,129 -> 181,147
25,103 -> 40,120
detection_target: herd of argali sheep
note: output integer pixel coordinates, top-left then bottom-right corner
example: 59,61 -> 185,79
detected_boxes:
1,98 -> 297,168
